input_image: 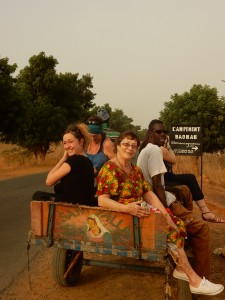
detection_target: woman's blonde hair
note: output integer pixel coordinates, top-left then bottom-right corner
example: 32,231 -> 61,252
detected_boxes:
64,122 -> 90,150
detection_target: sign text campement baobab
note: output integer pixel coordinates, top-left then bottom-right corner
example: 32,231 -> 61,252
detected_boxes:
169,125 -> 202,156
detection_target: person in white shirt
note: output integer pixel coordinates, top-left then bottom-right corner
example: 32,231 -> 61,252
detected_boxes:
137,119 -> 211,279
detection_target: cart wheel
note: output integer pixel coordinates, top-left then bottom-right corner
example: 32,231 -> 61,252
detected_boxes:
52,248 -> 83,286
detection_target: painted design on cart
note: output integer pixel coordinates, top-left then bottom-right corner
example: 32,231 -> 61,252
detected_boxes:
54,205 -> 133,248
31,201 -> 168,260
85,214 -> 112,244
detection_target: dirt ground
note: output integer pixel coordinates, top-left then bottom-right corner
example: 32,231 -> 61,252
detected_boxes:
1,168 -> 225,300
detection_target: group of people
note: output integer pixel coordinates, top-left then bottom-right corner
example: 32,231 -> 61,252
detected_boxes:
33,113 -> 224,296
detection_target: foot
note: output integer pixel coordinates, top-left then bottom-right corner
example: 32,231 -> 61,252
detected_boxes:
173,268 -> 189,282
190,277 -> 224,295
202,211 -> 225,223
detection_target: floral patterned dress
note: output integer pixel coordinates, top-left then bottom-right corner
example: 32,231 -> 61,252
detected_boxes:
96,161 -> 186,249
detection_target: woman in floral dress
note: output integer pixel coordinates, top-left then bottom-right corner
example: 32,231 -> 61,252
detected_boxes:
96,130 -> 224,296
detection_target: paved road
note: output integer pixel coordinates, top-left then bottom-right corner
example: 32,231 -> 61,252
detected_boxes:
0,173 -> 54,293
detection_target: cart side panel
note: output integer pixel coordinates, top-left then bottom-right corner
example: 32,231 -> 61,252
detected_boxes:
53,204 -> 134,250
139,213 -> 167,259
31,201 -> 135,251
31,201 -> 49,236
30,201 -> 167,260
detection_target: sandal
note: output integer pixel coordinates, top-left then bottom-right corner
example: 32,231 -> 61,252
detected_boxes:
202,212 -> 225,223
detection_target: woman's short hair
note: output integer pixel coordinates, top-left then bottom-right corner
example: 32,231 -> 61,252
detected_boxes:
64,123 -> 90,150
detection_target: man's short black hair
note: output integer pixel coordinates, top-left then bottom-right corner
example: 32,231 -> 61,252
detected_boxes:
148,119 -> 163,131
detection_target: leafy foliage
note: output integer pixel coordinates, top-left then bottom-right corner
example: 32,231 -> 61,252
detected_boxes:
0,57 -> 26,141
5,52 -> 225,158
160,84 -> 225,152
1,52 -> 146,159
89,103 -> 144,138
52,72 -> 95,123
14,52 -> 95,158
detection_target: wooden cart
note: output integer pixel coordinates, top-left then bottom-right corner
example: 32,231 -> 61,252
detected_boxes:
29,200 -> 192,299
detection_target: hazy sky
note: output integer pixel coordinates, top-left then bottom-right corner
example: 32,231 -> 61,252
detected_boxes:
1,0 -> 225,129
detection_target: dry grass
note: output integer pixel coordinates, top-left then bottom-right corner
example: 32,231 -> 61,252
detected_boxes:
0,143 -> 64,170
0,143 -> 224,187
172,154 -> 225,187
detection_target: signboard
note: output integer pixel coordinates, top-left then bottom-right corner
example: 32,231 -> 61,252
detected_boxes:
169,125 -> 203,156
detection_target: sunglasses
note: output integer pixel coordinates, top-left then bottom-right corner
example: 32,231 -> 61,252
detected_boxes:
151,130 -> 168,135
87,121 -> 99,125
121,142 -> 138,150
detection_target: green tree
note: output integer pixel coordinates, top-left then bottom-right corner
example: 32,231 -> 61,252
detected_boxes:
16,52 -> 95,158
53,72 -> 95,123
89,103 -> 141,133
89,103 -> 112,120
108,108 -> 134,132
137,128 -> 148,141
0,57 -> 26,141
160,84 -> 225,152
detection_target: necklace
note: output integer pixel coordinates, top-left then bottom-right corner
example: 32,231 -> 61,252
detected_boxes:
115,156 -> 142,201
116,155 -> 131,174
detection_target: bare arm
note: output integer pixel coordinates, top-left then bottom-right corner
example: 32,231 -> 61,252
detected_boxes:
98,194 -> 150,218
161,146 -> 176,164
143,190 -> 178,230
143,190 -> 169,213
103,138 -> 116,159
46,151 -> 71,186
152,174 -> 168,208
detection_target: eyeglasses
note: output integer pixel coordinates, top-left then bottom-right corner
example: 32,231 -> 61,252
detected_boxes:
121,142 -> 138,150
151,129 -> 168,135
